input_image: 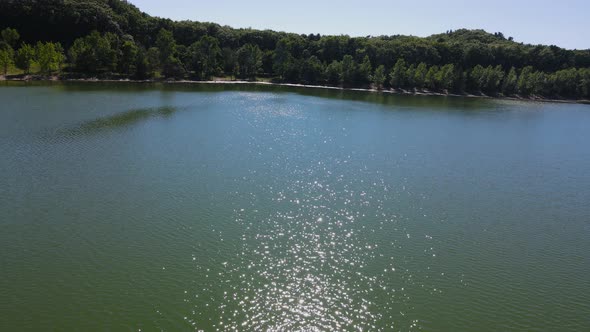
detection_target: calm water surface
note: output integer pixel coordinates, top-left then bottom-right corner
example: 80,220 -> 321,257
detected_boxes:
1,82 -> 589,331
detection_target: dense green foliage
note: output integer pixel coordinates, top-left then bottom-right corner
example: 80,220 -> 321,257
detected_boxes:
0,46 -> 14,75
15,43 -> 35,73
1,0 -> 589,99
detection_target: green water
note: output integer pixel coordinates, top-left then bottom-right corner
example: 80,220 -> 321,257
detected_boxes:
1,82 -> 589,331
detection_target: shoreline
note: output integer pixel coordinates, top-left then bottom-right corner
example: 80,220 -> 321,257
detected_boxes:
2,76 -> 589,105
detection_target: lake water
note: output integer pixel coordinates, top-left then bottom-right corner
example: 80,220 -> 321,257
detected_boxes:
1,82 -> 589,331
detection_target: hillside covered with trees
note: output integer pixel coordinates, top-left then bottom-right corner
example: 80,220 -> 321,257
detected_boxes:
1,0 -> 590,99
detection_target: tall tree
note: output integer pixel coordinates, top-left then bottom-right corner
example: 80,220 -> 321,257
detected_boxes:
390,59 -> 407,89
436,64 -> 456,91
189,35 -> 221,79
502,67 -> 518,95
162,56 -> 185,79
468,65 -> 485,92
341,55 -> 356,86
481,65 -> 505,94
36,42 -> 60,74
0,47 -> 13,75
273,38 -> 294,80
155,29 -> 183,79
54,43 -> 65,72
301,55 -> 324,84
236,44 -> 262,79
134,47 -> 150,79
155,29 -> 176,64
69,31 -> 117,73
118,40 -> 138,75
406,64 -> 416,88
222,47 -> 237,79
325,60 -> 342,85
529,70 -> 546,95
371,65 -> 386,89
146,47 -> 160,77
414,63 -> 428,89
425,65 -> 439,90
356,55 -> 372,86
517,66 -> 534,95
15,43 -> 35,74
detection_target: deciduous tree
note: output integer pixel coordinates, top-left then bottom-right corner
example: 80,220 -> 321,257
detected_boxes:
356,55 -> 372,86
414,63 -> 428,89
156,29 -> 176,64
236,44 -> 262,79
390,59 -> 407,89
502,67 -> 518,95
36,42 -> 60,74
189,35 -> 221,79
15,43 -> 35,74
341,55 -> 356,86
325,60 -> 342,85
118,40 -> 138,75
0,47 -> 13,75
371,65 -> 386,89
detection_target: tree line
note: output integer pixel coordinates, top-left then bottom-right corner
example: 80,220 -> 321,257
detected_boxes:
1,0 -> 589,99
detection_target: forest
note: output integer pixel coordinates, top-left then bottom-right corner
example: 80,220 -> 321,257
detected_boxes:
1,0 -> 590,99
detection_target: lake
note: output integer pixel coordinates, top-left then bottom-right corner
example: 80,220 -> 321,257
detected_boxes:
1,82 -> 589,331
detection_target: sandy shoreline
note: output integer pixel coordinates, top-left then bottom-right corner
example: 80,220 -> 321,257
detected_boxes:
2,76 -> 589,105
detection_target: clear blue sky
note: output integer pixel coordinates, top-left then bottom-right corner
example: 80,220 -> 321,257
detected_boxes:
130,0 -> 589,50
